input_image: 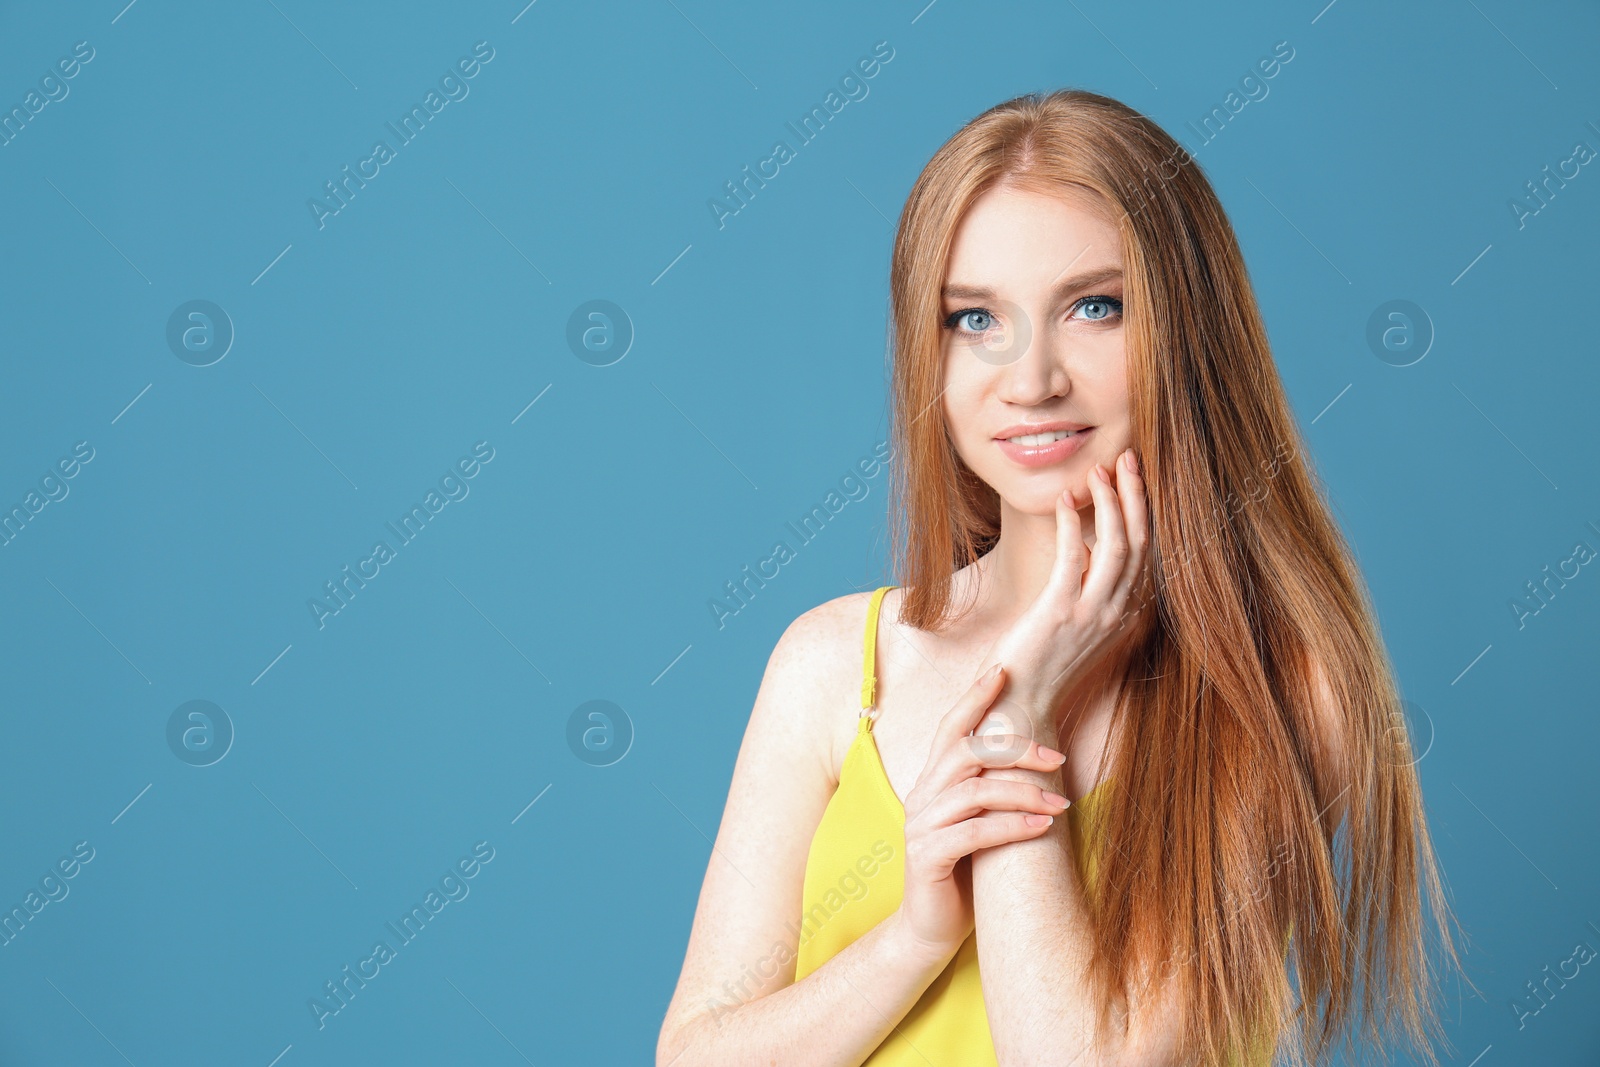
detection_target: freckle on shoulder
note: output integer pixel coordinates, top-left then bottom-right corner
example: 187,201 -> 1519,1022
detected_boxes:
775,589 -> 880,682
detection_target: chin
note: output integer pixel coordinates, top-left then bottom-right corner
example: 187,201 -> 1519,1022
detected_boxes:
995,485 -> 1079,516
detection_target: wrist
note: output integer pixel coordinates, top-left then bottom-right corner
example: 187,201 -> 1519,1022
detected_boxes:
978,688 -> 1062,743
887,907 -> 963,972
994,683 -> 1066,739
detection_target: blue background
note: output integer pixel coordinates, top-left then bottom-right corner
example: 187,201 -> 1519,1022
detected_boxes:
1,1 -> 1596,1064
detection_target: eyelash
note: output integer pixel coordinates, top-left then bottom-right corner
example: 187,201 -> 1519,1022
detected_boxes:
941,295 -> 1125,333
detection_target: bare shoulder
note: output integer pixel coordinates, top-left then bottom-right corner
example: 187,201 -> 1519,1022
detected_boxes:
760,588 -> 882,782
655,588 -> 883,1054
766,589 -> 873,684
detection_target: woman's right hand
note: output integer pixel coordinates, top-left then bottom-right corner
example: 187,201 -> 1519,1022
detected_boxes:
896,663 -> 1071,960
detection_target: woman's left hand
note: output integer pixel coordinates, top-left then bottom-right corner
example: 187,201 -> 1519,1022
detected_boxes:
976,448 -> 1151,740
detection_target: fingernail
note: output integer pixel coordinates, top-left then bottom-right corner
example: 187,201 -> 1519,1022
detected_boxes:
1043,791 -> 1069,808
986,663 -> 1003,681
1061,487 -> 1075,508
1096,464 -> 1112,484
1025,814 -> 1053,827
1127,449 -> 1139,475
1039,745 -> 1066,763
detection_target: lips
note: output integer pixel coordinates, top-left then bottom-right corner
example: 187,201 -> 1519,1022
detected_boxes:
993,424 -> 1095,467
993,420 -> 1093,441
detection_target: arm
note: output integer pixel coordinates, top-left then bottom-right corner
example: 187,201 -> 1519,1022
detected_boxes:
656,598 -> 955,1067
658,597 -> 1072,1066
969,724 -> 1186,1067
660,906 -> 959,1067
965,454 -> 1185,1065
970,650 -> 1350,1065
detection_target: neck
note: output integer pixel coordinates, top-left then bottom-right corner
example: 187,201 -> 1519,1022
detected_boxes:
973,493 -> 1102,615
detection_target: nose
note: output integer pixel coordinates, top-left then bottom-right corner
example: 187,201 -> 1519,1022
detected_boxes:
994,309 -> 1069,406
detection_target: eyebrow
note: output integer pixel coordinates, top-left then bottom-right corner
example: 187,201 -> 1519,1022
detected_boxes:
941,265 -> 1124,303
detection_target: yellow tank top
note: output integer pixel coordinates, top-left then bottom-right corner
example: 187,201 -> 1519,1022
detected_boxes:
791,585 -> 1112,1065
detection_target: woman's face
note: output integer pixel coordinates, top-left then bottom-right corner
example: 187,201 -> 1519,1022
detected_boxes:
939,182 -> 1131,518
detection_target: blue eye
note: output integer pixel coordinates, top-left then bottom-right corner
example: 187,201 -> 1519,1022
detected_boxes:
943,308 -> 993,334
1072,296 -> 1123,322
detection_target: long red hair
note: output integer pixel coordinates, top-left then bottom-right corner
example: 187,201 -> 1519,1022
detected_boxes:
886,89 -> 1457,1065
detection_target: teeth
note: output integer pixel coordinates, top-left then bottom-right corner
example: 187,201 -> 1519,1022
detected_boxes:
1006,430 -> 1078,445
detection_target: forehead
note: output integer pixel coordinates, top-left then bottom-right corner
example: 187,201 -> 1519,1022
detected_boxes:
943,183 -> 1122,295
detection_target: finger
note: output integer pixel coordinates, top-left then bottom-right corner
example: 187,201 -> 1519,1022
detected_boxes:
1112,448 -> 1151,611
918,725 -> 1065,802
1081,462 -> 1130,607
923,664 -> 1009,775
922,811 -> 1055,864
966,734 -> 1069,773
910,677 -> 1019,809
1047,484 -> 1087,602
914,776 -> 1069,831
970,699 -> 1036,766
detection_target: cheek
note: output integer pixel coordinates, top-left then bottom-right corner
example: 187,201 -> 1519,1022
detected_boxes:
1074,338 -> 1130,412
940,389 -> 998,475
940,353 -> 989,439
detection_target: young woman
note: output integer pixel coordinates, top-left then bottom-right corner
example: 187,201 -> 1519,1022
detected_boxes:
658,89 -> 1455,1066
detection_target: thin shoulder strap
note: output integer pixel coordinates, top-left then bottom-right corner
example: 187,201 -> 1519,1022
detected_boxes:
860,585 -> 894,714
